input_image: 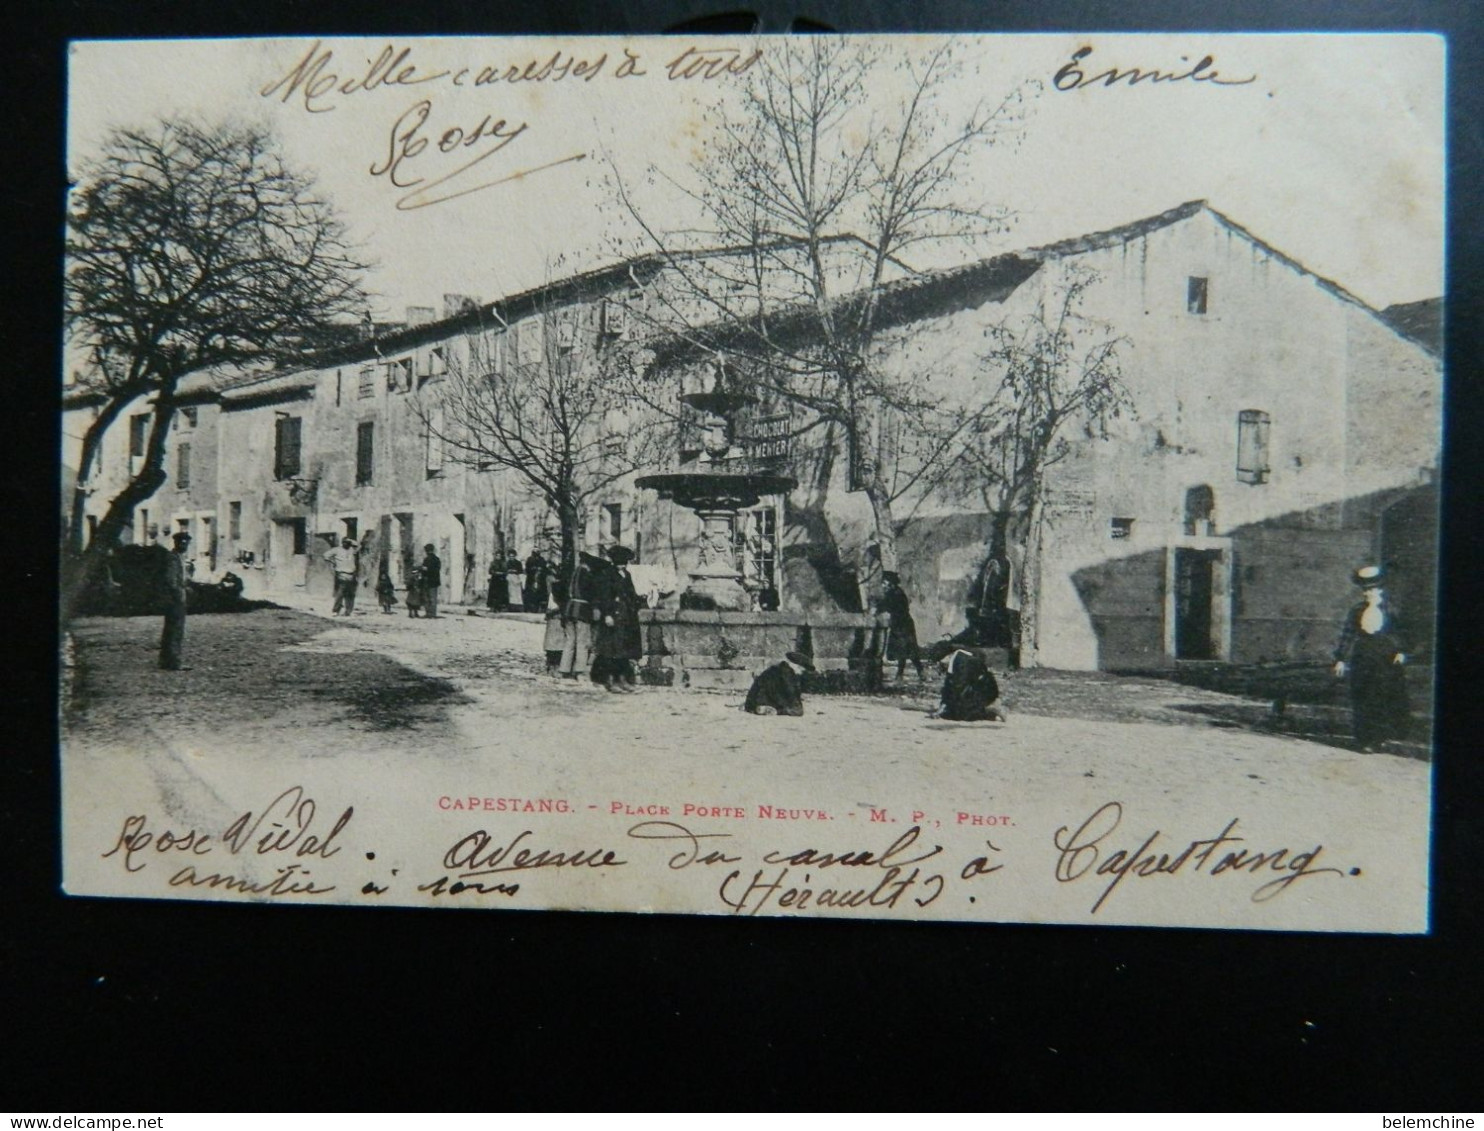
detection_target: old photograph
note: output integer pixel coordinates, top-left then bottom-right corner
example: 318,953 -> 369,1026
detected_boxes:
59,33 -> 1443,930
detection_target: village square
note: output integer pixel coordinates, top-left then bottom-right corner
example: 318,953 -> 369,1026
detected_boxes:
57,35 -> 1441,927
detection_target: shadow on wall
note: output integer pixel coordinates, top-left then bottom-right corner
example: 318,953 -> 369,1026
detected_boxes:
779,430 -> 867,614
1069,482 -> 1437,671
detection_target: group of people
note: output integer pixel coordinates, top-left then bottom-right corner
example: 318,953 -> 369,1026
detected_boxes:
487,551 -> 552,614
326,537 -> 442,619
161,530 -> 1413,751
743,640 -> 1007,722
541,544 -> 645,692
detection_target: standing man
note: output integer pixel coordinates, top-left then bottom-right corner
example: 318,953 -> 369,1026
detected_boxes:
879,571 -> 925,681
159,531 -> 191,671
1333,564 -> 1410,751
421,543 -> 442,618
592,544 -> 643,691
559,552 -> 600,679
326,536 -> 360,616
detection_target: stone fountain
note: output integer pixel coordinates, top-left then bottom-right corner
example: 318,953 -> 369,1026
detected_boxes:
633,362 -> 874,690
635,371 -> 795,612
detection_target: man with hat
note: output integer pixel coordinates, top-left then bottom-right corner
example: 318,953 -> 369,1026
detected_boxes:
1333,564 -> 1410,750
158,531 -> 192,670
592,543 -> 643,692
744,650 -> 814,717
326,536 -> 361,616
878,570 -> 925,681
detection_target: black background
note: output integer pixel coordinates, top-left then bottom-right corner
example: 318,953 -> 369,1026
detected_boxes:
7,0 -> 1482,1111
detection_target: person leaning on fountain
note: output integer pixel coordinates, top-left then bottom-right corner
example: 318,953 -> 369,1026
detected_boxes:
744,651 -> 814,717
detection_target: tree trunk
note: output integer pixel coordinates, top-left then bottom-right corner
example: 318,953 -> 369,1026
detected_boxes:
865,479 -> 900,577
1012,492 -> 1046,669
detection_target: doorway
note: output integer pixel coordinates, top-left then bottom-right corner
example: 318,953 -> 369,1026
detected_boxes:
1173,547 -> 1222,660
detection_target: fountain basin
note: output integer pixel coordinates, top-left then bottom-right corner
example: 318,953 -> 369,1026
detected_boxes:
639,607 -> 875,690
633,471 -> 797,511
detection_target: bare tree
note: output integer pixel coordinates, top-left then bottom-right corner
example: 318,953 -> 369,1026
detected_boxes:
612,37 -> 1025,587
918,267 -> 1129,664
430,303 -> 671,578
63,117 -> 368,622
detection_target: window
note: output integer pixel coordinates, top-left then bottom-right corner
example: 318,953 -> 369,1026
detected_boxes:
601,503 -> 623,548
847,421 -> 873,492
229,501 -> 242,541
334,370 -> 343,407
356,421 -> 375,485
1187,276 -> 1209,315
1236,410 -> 1271,484
430,345 -> 447,376
734,507 -> 780,595
129,414 -> 149,458
1184,485 -> 1217,534
176,441 -> 191,488
290,518 -> 308,556
274,415 -> 302,480
179,407 -> 198,430
342,517 -> 358,541
1110,517 -> 1134,540
358,366 -> 375,399
387,357 -> 413,392
601,299 -> 628,338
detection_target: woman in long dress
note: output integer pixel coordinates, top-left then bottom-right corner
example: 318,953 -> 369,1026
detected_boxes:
1333,565 -> 1410,750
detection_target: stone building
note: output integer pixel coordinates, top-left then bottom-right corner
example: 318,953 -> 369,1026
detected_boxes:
63,201 -> 1441,672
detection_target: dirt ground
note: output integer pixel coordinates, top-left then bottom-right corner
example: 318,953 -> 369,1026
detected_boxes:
64,597 -> 1429,759
59,597 -> 1434,931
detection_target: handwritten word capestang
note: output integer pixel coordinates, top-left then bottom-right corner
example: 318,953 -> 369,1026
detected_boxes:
1053,801 -> 1348,914
260,40 -> 762,114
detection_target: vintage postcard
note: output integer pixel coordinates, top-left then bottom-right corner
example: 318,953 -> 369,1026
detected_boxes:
59,33 -> 1443,930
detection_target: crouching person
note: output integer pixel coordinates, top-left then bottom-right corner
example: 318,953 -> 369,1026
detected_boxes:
926,643 -> 1006,722
744,651 -> 814,717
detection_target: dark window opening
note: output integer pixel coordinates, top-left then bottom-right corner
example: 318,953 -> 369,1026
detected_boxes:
129,414 -> 149,458
1110,517 -> 1134,540
1187,276 -> 1208,315
274,415 -> 302,480
229,501 -> 242,541
356,421 -> 375,486
290,518 -> 308,556
176,441 -> 191,488
1184,484 -> 1217,535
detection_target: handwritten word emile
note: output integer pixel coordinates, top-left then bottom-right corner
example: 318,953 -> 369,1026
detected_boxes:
1053,45 -> 1256,91
1053,801 -> 1347,913
102,786 -> 352,897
